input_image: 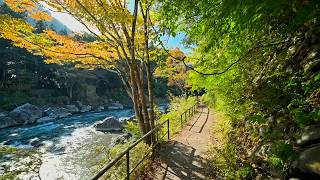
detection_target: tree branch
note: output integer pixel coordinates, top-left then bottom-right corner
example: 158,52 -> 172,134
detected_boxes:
148,16 -> 290,76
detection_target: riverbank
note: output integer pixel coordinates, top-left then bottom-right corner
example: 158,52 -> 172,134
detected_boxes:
0,101 -> 126,129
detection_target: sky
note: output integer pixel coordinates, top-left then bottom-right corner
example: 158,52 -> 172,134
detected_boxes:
46,1 -> 191,54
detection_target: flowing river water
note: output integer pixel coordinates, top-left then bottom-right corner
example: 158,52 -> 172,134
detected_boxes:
0,109 -> 135,180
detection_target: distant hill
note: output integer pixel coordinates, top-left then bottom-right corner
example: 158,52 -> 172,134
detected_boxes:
0,0 -> 72,34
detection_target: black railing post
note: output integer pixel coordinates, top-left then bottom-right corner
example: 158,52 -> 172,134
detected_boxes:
180,114 -> 183,129
185,111 -> 187,122
167,120 -> 170,140
192,106 -> 194,116
126,152 -> 130,180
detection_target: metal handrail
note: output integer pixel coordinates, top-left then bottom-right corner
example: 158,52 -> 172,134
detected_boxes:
91,103 -> 198,180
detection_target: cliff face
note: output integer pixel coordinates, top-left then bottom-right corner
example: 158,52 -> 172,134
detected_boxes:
0,36 -> 131,111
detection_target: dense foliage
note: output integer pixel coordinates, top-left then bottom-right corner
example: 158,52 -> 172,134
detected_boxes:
157,0 -> 320,178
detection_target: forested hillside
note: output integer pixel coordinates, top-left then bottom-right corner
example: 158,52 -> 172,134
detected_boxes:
0,3 -> 175,111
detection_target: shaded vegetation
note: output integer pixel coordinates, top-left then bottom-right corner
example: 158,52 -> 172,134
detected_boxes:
157,0 -> 320,178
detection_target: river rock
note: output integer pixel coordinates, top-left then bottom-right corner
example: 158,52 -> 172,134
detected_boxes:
289,145 -> 320,179
75,101 -> 83,108
93,116 -> 123,132
94,106 -> 104,112
80,105 -> 92,113
29,137 -> 43,147
108,102 -> 124,110
75,101 -> 92,112
254,143 -> 271,159
44,107 -> 72,119
297,125 -> 320,146
304,58 -> 320,73
64,105 -> 79,114
37,116 -> 55,123
9,103 -> 42,125
110,133 -> 133,147
0,113 -> 17,129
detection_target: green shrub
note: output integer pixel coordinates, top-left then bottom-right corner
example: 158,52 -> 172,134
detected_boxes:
235,165 -> 255,179
200,92 -> 216,108
0,91 -> 31,110
158,96 -> 197,137
267,141 -> 297,170
124,121 -> 141,137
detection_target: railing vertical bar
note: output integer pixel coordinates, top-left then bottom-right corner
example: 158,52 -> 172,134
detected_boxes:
126,152 -> 130,180
180,114 -> 183,129
192,106 -> 194,116
167,119 -> 170,140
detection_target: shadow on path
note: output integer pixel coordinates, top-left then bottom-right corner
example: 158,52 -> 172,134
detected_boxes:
189,108 -> 204,131
153,106 -> 214,180
156,141 -> 211,180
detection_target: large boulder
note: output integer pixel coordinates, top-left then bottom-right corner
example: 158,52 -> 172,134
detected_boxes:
290,145 -> 320,179
64,105 -> 79,114
43,107 -> 72,119
108,101 -> 124,110
93,116 -> 123,132
297,125 -> 320,146
80,105 -> 92,113
9,103 -> 42,125
0,112 -> 17,129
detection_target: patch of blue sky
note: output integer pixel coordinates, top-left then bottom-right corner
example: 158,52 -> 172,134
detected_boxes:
44,0 -> 191,54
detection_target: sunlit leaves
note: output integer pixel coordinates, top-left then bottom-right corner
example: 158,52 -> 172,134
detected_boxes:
5,0 -> 52,20
155,48 -> 188,88
0,15 -> 116,69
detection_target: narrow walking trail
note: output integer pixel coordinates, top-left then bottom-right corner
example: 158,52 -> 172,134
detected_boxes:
153,105 -> 214,180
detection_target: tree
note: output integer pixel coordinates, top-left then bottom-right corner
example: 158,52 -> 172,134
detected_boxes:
155,48 -> 188,96
0,0 -> 162,144
34,20 -> 47,33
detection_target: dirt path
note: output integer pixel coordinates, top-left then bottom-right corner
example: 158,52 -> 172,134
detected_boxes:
153,105 -> 214,180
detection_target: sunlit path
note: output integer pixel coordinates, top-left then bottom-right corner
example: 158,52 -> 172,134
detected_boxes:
154,106 -> 214,180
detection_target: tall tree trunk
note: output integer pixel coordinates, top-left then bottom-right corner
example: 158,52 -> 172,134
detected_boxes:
133,62 -> 152,142
141,4 -> 156,140
129,0 -> 152,144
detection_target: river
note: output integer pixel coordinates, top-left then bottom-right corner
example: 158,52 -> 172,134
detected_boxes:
0,109 -> 135,180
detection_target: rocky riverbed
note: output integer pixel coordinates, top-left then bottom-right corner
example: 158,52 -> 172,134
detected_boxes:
0,108 -> 134,180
